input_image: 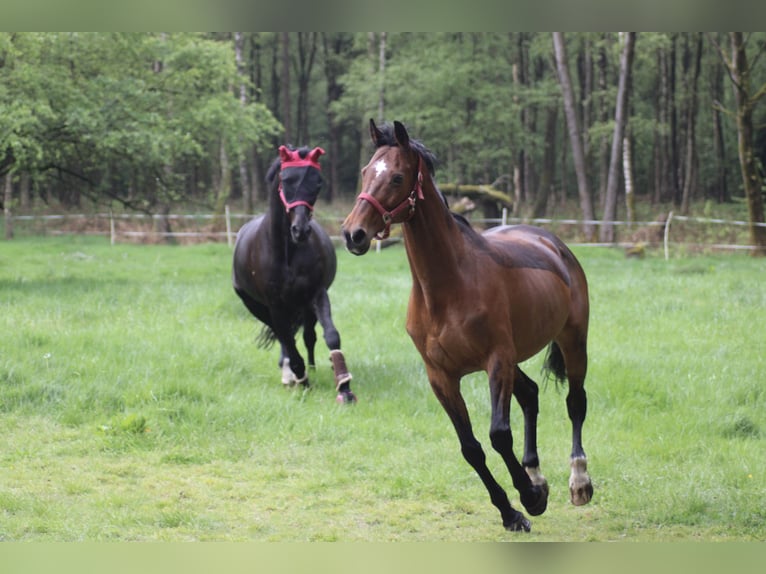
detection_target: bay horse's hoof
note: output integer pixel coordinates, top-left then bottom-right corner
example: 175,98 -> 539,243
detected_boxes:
504,512 -> 531,532
521,483 -> 548,517
569,456 -> 593,506
336,390 -> 357,404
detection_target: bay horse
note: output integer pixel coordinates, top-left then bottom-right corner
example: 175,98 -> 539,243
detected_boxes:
341,120 -> 592,531
233,145 -> 356,404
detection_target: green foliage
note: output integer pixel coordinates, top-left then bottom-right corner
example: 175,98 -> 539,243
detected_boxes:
0,33 -> 281,209
0,236 -> 764,541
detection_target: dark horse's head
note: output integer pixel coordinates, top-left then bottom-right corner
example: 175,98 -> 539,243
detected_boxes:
267,145 -> 325,243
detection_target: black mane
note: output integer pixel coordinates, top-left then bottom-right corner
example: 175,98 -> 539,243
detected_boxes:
375,123 -> 485,239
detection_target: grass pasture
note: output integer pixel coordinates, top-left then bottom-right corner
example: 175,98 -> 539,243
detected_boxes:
0,235 -> 764,541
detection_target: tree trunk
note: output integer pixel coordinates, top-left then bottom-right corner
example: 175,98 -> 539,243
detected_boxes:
533,104 -> 558,218
552,32 -> 595,239
249,33 -> 267,205
377,32 -> 387,123
601,32 -> 636,243
728,32 -> 766,255
597,36 -> 610,210
669,34 -> 681,205
280,32 -> 292,142
710,33 -> 729,203
680,33 -> 703,215
322,33 -> 352,203
295,33 -> 317,145
3,173 -> 13,240
234,32 -> 252,213
623,131 -> 634,227
654,43 -> 673,205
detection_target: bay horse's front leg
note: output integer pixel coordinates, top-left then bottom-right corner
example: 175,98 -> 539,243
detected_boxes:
313,289 -> 356,404
488,357 -> 548,518
427,367 -> 530,532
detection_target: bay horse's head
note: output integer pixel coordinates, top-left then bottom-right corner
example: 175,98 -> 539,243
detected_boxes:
342,119 -> 432,255
270,145 -> 325,243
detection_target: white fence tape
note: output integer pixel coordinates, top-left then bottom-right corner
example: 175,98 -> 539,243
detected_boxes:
8,208 -> 764,252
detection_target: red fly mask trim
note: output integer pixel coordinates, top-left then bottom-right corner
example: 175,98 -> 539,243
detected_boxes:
278,146 -> 325,212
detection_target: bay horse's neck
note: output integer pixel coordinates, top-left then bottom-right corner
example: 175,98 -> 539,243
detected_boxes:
401,174 -> 470,307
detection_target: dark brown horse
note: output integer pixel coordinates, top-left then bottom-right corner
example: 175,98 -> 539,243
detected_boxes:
341,120 -> 592,531
233,145 -> 356,404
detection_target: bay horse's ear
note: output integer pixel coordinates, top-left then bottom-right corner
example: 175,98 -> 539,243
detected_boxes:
369,118 -> 383,146
278,145 -> 291,162
308,147 -> 325,162
393,121 -> 410,150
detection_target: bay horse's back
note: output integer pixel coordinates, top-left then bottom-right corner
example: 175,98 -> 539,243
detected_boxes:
482,223 -> 589,363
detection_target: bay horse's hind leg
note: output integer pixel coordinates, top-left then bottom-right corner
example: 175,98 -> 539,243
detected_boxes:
513,367 -> 550,497
553,339 -> 593,506
313,289 -> 356,403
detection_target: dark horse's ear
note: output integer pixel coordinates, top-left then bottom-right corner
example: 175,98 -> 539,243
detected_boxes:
278,145 -> 292,162
369,118 -> 383,147
308,147 -> 325,162
393,121 -> 410,150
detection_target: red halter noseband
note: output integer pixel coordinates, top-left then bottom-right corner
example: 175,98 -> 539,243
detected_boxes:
278,145 -> 324,212
356,155 -> 426,240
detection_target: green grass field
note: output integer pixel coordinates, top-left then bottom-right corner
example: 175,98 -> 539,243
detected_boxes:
0,235 -> 764,541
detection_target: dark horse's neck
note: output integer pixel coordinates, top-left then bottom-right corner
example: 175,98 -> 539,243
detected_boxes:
266,177 -> 292,262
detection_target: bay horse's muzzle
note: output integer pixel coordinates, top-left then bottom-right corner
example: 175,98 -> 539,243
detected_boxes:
341,225 -> 371,255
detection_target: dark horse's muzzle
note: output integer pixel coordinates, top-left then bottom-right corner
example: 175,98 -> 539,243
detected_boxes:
289,206 -> 313,243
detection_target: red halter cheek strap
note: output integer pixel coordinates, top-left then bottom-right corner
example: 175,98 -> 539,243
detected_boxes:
356,155 -> 426,240
278,145 -> 324,212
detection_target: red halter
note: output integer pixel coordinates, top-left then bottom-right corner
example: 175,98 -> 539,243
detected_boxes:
356,155 -> 426,240
278,145 -> 324,212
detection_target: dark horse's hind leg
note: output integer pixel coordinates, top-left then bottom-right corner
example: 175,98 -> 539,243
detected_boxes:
429,367 -> 530,532
302,309 -> 318,368
313,289 -> 356,404
513,367 -> 550,497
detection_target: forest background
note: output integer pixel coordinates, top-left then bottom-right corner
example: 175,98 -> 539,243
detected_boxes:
1,32 -> 765,252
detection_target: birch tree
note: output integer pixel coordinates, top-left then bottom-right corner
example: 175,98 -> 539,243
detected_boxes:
600,32 -> 636,243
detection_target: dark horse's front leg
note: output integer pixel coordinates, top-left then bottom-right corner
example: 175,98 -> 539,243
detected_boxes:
313,289 -> 356,404
271,308 -> 309,388
427,366 -> 531,532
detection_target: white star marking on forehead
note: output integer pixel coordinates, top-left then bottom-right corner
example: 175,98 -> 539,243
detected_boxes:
373,159 -> 387,177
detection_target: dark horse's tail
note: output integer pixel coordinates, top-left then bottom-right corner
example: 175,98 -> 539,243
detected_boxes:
542,341 -> 567,388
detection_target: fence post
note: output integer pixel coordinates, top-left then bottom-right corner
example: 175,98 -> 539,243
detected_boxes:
225,204 -> 233,248
664,211 -> 673,261
502,207 -> 507,226
110,210 -> 116,245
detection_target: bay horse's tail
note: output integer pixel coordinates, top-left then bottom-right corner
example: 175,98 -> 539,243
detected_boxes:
542,342 -> 567,388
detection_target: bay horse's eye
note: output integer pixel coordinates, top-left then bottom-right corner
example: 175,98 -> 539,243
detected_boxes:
392,174 -> 404,186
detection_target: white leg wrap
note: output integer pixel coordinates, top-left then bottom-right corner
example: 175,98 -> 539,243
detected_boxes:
281,358 -> 297,386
